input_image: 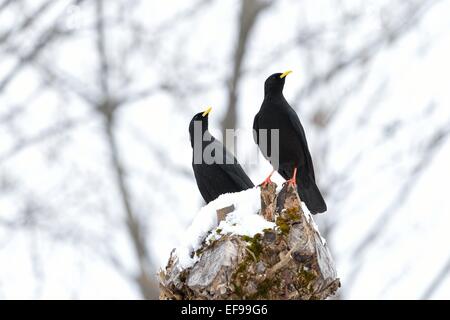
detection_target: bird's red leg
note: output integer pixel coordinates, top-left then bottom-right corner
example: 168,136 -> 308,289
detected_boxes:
286,167 -> 297,186
260,169 -> 275,187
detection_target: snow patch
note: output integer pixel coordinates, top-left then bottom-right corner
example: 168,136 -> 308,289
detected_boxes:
174,187 -> 275,270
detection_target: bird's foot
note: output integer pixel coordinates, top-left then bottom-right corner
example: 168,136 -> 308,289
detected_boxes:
284,167 -> 297,187
285,177 -> 297,187
259,170 -> 275,188
260,176 -> 273,188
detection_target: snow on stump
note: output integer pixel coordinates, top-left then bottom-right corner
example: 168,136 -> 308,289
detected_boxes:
159,182 -> 340,300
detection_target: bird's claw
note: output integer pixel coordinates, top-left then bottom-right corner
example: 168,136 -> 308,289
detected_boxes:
284,178 -> 297,187
259,177 -> 273,188
284,167 -> 297,187
259,170 -> 275,188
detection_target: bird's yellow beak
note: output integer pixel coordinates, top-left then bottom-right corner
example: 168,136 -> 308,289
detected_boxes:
280,70 -> 293,79
202,106 -> 212,117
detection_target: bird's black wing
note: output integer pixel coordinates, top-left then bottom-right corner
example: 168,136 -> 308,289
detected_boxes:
286,106 -> 316,181
193,168 -> 215,203
193,142 -> 254,203
220,141 -> 254,189
253,112 -> 272,163
222,160 -> 255,189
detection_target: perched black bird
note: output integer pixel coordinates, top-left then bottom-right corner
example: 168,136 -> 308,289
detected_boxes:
189,107 -> 254,203
253,71 -> 327,214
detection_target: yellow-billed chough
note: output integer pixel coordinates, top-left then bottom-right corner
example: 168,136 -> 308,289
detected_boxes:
253,71 -> 327,214
189,107 -> 254,203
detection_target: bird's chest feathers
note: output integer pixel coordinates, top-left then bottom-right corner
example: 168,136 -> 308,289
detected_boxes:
259,105 -> 293,134
258,103 -> 301,164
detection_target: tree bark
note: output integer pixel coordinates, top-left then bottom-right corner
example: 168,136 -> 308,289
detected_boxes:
159,182 -> 340,300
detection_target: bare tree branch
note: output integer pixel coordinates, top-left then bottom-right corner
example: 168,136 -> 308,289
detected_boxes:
0,0 -> 55,44
0,116 -> 89,163
96,0 -> 110,97
0,0 -> 15,13
296,0 -> 441,104
0,26 -> 61,93
93,0 -> 158,299
102,113 -> 158,299
0,0 -> 86,94
421,255 -> 450,299
221,0 -> 271,133
344,122 -> 450,291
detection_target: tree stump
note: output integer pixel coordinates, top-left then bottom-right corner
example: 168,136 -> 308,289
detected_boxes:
159,182 -> 340,300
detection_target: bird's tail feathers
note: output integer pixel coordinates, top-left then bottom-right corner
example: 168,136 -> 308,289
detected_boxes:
297,174 -> 327,214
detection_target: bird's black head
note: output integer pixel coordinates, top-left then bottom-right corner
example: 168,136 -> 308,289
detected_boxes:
264,70 -> 292,96
189,106 -> 212,147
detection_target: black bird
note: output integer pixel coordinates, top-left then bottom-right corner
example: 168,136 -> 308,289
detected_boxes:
189,107 -> 254,203
253,71 -> 327,214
